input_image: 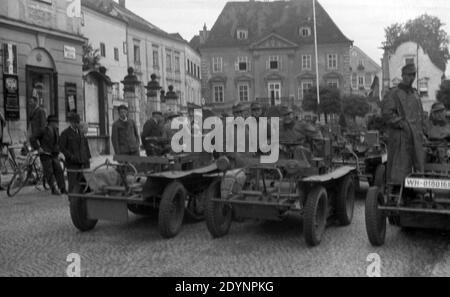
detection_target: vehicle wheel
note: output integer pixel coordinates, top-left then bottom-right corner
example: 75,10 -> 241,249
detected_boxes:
69,184 -> 98,232
373,164 -> 386,193
158,181 -> 187,239
304,186 -> 328,247
128,204 -> 157,216
205,180 -> 233,238
336,175 -> 356,226
365,186 -> 387,246
7,169 -> 27,197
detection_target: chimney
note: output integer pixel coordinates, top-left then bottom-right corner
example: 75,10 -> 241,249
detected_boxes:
118,0 -> 126,8
199,23 -> 209,44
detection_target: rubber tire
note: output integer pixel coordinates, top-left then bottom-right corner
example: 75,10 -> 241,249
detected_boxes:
373,164 -> 386,193
128,204 -> 157,216
336,175 -> 356,226
7,169 -> 27,197
158,181 -> 187,239
365,186 -> 387,246
304,186 -> 328,247
205,180 -> 233,238
69,184 -> 98,232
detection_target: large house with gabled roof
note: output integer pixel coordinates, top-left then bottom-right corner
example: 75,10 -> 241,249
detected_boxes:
197,0 -> 353,113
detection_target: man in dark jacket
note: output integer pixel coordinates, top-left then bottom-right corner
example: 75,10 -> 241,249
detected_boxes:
141,111 -> 165,156
30,115 -> 66,195
28,96 -> 46,141
111,105 -> 140,156
382,63 -> 426,185
60,113 -> 91,193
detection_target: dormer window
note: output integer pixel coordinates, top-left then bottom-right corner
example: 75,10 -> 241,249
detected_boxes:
299,26 -> 311,37
237,29 -> 248,40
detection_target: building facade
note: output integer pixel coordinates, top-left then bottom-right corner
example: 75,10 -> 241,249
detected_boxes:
198,0 -> 352,114
382,41 -> 445,112
0,0 -> 85,144
349,46 -> 381,96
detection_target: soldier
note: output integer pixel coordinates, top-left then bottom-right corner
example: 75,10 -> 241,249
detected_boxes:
427,102 -> 450,140
251,102 -> 263,119
279,106 -> 322,144
28,96 -> 46,141
382,63 -> 427,185
141,111 -> 164,156
111,105 -> 140,156
30,115 -> 66,195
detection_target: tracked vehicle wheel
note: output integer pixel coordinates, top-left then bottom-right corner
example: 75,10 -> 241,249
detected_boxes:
69,184 -> 98,232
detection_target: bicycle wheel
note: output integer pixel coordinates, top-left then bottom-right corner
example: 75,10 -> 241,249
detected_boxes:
7,168 -> 28,197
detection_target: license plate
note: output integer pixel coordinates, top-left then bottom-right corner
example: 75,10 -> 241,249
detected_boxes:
405,178 -> 450,190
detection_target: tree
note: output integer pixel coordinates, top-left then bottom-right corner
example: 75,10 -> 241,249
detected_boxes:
342,94 -> 370,121
302,86 -> 342,123
437,80 -> 450,109
82,43 -> 101,71
383,14 -> 450,71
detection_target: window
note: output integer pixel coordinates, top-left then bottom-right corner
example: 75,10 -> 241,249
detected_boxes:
327,54 -> 338,70
152,47 -> 159,69
213,84 -> 224,103
365,73 -> 373,88
166,52 -> 172,72
114,47 -> 119,61
133,45 -> 140,63
212,57 -> 223,73
197,66 -> 200,79
351,73 -> 357,89
238,83 -> 249,102
174,55 -> 180,73
187,59 -> 190,74
300,80 -> 313,100
302,55 -> 312,70
268,82 -> 281,106
268,56 -> 280,70
358,60 -> 364,67
327,79 -> 339,89
419,79 -> 429,97
237,29 -> 248,40
112,83 -> 120,100
358,75 -> 365,88
191,61 -> 194,75
299,27 -> 311,37
237,56 -> 249,72
100,43 -> 106,57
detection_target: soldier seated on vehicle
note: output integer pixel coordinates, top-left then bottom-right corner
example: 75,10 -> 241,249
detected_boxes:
279,106 -> 323,158
427,102 -> 450,141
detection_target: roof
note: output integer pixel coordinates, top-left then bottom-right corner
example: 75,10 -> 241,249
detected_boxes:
202,0 -> 352,49
350,45 -> 381,72
81,0 -> 182,43
189,35 -> 201,53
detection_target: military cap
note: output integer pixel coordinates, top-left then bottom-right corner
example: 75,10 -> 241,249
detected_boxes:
232,103 -> 246,113
118,104 -> 128,111
251,102 -> 262,110
402,63 -> 417,75
281,106 -> 293,116
431,102 -> 446,114
67,112 -> 80,124
47,115 -> 59,123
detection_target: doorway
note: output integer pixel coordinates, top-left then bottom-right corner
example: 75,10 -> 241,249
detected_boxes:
26,66 -> 57,121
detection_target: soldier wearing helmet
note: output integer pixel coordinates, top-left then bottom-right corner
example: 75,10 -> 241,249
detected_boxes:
427,102 -> 450,140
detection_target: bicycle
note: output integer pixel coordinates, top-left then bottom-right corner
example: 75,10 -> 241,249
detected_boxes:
6,145 -> 50,197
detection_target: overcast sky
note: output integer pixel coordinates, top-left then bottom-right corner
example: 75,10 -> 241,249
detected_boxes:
123,0 -> 450,75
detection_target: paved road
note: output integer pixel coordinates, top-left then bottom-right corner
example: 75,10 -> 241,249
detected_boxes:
0,186 -> 448,277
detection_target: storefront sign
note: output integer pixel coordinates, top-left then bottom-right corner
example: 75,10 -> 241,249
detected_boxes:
65,83 -> 77,117
3,44 -> 18,75
3,74 -> 20,121
64,46 -> 76,60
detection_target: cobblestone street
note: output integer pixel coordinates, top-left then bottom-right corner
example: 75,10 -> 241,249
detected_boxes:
0,186 -> 448,277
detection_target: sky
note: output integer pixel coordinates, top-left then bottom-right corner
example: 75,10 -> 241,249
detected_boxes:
123,0 -> 450,75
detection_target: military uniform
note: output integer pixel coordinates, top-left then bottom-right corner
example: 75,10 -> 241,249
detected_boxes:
141,111 -> 165,156
427,102 -> 450,140
382,64 -> 426,185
